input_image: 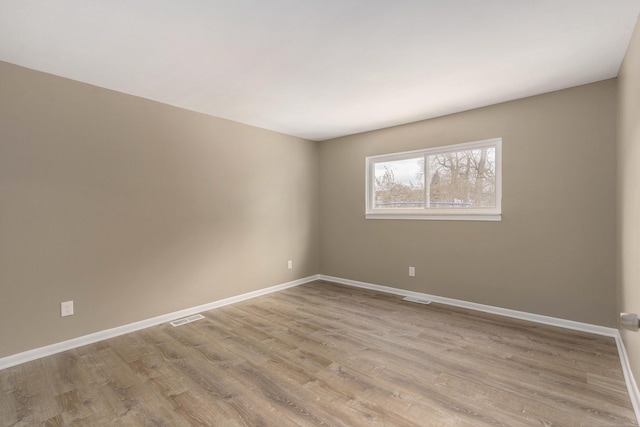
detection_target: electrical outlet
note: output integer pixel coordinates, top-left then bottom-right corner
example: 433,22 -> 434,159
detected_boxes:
287,260 -> 293,270
61,300 -> 74,317
409,266 -> 415,277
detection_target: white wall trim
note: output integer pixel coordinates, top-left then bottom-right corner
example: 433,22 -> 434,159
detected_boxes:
615,331 -> 640,423
0,275 -> 320,370
365,213 -> 502,221
319,275 -> 617,336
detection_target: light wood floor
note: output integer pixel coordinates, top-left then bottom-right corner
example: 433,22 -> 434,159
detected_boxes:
1,281 -> 637,426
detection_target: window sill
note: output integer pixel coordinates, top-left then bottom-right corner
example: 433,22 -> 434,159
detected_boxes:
365,213 -> 502,221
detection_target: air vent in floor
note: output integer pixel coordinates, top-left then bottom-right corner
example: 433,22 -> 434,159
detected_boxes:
403,296 -> 432,305
170,313 -> 205,327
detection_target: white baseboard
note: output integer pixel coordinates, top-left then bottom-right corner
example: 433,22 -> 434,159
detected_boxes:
0,275 -> 320,370
319,274 -> 640,424
615,332 -> 640,423
319,275 -> 617,336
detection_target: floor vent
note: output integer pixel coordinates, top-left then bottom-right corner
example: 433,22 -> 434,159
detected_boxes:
403,296 -> 432,305
170,313 -> 205,327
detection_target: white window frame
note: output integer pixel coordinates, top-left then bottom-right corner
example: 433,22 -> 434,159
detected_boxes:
365,138 -> 502,221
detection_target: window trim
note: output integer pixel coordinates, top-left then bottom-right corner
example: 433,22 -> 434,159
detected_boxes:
365,138 -> 502,221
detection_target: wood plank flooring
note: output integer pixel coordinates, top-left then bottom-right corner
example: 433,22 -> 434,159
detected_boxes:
0,280 -> 637,426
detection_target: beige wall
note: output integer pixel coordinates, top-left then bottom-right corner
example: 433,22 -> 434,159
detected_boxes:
0,61 -> 319,358
618,17 -> 640,383
319,80 -> 618,327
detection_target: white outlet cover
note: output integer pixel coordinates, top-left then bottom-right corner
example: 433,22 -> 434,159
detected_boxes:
409,267 -> 415,277
288,260 -> 293,269
61,300 -> 74,317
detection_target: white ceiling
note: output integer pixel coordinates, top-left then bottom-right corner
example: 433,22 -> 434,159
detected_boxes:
1,1 -> 639,141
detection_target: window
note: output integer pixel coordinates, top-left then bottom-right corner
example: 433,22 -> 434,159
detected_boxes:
366,138 -> 502,221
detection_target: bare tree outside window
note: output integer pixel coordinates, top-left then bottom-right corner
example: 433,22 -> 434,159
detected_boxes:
366,138 -> 501,220
428,147 -> 496,208
374,157 -> 424,208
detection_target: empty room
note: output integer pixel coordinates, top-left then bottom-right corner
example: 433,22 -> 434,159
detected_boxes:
2,1 -> 640,425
